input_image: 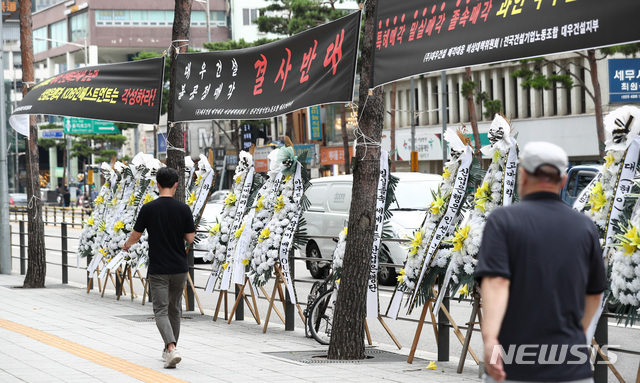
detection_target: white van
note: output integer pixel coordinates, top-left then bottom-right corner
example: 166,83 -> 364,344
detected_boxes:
303,172 -> 442,285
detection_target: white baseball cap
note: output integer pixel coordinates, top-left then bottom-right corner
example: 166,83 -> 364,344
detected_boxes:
519,141 -> 568,176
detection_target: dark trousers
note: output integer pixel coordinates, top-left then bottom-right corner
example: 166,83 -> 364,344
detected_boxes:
149,273 -> 187,348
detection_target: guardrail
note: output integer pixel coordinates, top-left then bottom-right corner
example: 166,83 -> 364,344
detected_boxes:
8,219 -> 638,382
10,205 -> 92,228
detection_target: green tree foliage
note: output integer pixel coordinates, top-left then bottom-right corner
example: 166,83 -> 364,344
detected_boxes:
511,57 -> 573,90
256,0 -> 347,36
461,80 -> 503,118
204,38 -> 278,51
132,51 -> 171,115
601,43 -> 640,57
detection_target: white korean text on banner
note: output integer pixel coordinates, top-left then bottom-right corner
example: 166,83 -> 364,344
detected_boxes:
371,0 -> 640,87
171,11 -> 360,121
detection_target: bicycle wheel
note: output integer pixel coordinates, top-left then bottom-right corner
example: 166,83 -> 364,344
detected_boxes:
308,288 -> 336,345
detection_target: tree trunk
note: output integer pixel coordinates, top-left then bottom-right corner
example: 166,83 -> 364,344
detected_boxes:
20,0 -> 46,288
465,67 -> 481,160
166,0 -> 192,202
328,1 -> 384,360
341,107 -> 351,174
587,49 -> 605,158
390,82 -> 396,172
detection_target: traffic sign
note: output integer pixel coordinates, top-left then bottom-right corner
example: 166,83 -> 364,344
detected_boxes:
63,117 -> 120,135
40,130 -> 64,139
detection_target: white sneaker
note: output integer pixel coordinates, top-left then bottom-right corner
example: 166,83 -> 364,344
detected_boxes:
161,349 -> 167,360
163,348 -> 182,369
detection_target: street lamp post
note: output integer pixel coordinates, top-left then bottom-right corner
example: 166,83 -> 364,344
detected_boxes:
33,37 -> 88,191
194,0 -> 212,43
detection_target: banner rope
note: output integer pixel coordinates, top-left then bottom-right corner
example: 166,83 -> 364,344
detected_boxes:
169,39 -> 190,52
166,123 -> 186,153
353,93 -> 382,160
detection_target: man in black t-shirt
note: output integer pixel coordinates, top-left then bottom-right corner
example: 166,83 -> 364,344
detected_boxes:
122,167 -> 195,369
476,142 -> 606,383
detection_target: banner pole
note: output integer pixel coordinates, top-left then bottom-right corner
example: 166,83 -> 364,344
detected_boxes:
0,14 -> 12,275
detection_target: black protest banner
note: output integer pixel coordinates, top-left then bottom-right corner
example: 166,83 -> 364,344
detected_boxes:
171,11 -> 361,122
371,0 -> 640,87
10,57 -> 164,129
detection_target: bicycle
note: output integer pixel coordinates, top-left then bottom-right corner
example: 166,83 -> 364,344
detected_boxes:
304,268 -> 337,345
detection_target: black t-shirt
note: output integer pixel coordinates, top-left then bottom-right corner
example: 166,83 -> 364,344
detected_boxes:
476,192 -> 606,381
133,196 -> 196,275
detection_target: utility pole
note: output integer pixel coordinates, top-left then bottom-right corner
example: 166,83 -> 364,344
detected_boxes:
410,77 -> 417,171
20,0 -> 47,287
0,14 -> 12,274
441,70 -> 448,169
390,82 -> 396,172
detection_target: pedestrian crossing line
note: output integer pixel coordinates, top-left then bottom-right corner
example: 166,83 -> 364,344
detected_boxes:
0,317 -> 187,383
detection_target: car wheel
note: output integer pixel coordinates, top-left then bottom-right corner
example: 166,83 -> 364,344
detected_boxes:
378,250 -> 397,286
306,243 -> 327,279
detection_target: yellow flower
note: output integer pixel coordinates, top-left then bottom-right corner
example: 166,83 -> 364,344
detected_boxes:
235,175 -> 242,185
588,182 -> 607,212
143,193 -> 154,204
241,258 -> 250,266
224,193 -> 237,207
458,284 -> 468,296
284,174 -> 292,183
430,195 -> 447,215
426,361 -> 437,370
127,193 -> 137,205
97,221 -> 106,232
341,227 -> 348,236
94,195 -> 104,205
209,223 -> 221,235
396,269 -> 406,283
442,168 -> 450,180
235,223 -> 244,238
619,224 -> 640,255
474,181 -> 492,213
259,227 -> 271,242
117,184 -> 122,191
451,225 -> 471,252
187,192 -> 197,207
256,196 -> 265,211
110,198 -> 118,206
99,248 -> 108,256
604,153 -> 615,168
408,230 -> 423,256
150,180 -> 156,186
223,262 -> 230,269
492,149 -> 502,163
195,174 -> 203,186
274,195 -> 285,212
113,221 -> 125,232
87,217 -> 94,226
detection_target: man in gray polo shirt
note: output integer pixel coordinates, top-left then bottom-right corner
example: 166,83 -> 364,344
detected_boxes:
476,141 -> 606,382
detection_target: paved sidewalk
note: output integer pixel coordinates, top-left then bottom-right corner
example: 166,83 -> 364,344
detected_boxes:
0,273 -> 481,383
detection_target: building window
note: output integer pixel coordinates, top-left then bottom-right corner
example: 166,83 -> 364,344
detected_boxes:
243,9 -> 259,26
49,19 -> 68,48
33,27 -> 48,53
114,10 -> 128,21
96,10 -> 113,21
70,11 -> 88,42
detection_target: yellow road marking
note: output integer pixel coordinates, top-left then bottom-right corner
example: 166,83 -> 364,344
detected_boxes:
0,318 -> 187,383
